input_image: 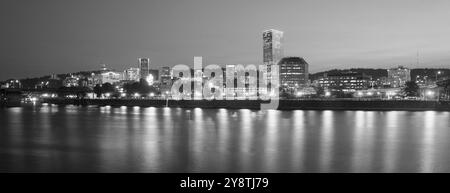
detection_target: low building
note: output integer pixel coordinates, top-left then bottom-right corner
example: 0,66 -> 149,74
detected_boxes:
388,66 -> 411,88
2,79 -> 22,89
101,71 -> 123,85
63,76 -> 80,87
318,71 -> 370,92
124,68 -> 140,82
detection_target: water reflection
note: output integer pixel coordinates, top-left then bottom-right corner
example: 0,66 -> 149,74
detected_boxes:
421,111 -> 436,172
383,111 -> 400,172
319,110 -> 334,172
1,106 -> 450,172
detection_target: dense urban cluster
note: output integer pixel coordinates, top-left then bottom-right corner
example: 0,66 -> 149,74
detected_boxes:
1,29 -> 450,102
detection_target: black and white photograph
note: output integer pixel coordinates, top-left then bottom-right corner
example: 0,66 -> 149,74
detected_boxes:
1,0 -> 450,191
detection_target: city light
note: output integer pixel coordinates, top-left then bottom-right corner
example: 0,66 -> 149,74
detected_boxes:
134,93 -> 141,98
387,91 -> 396,96
146,74 -> 154,85
325,91 -> 331,97
427,91 -> 435,96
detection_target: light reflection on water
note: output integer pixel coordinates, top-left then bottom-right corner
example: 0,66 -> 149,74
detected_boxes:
1,105 -> 450,172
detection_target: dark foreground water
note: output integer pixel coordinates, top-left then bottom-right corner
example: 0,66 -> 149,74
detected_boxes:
1,104 -> 450,172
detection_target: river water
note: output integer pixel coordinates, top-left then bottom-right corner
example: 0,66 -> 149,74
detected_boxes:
1,104 -> 450,172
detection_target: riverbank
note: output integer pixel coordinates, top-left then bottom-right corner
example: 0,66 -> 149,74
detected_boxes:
40,98 -> 450,111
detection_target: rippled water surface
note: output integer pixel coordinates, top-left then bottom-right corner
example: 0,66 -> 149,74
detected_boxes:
1,104 -> 450,172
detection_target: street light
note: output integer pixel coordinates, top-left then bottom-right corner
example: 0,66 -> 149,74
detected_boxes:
436,71 -> 442,82
426,90 -> 435,100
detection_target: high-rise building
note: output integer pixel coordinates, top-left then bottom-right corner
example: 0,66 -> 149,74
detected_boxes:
139,58 -> 150,80
388,66 -> 411,88
160,66 -> 172,94
149,69 -> 159,82
263,29 -> 284,66
124,68 -> 140,82
278,57 -> 309,89
225,64 -> 236,97
263,29 -> 284,83
160,66 -> 172,85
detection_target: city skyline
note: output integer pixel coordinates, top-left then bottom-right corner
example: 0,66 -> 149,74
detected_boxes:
4,1 -> 450,178
2,0 -> 450,81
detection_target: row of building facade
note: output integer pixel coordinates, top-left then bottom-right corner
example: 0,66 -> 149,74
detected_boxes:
1,29 -> 443,99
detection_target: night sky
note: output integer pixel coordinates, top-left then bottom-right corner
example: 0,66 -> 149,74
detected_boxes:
2,0 -> 450,80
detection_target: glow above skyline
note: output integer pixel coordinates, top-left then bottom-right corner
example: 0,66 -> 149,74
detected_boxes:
2,0 -> 450,80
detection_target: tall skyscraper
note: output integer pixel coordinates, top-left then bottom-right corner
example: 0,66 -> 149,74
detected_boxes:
263,29 -> 284,93
263,29 -> 284,74
138,58 -> 150,80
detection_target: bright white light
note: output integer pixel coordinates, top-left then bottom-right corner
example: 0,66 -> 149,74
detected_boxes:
120,93 -> 126,97
104,93 -> 111,98
149,93 -> 155,97
146,74 -> 154,85
427,91 -> 434,96
325,91 -> 331,97
296,92 -> 304,96
367,92 -> 373,96
270,91 -> 276,97
357,92 -> 363,96
134,93 -> 140,98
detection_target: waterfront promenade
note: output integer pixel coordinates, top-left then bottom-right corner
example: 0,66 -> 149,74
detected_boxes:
41,98 -> 450,111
